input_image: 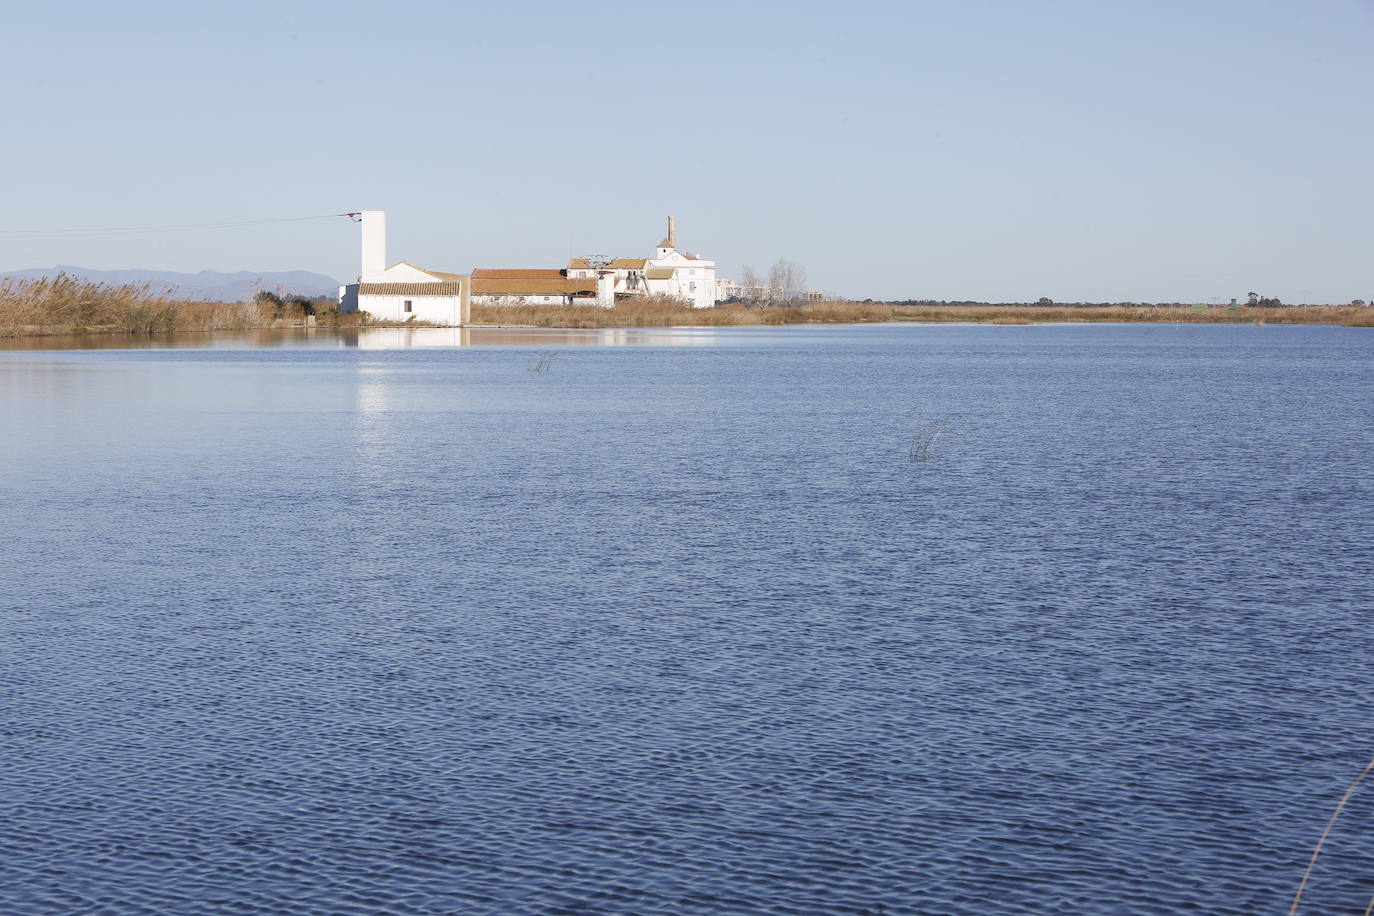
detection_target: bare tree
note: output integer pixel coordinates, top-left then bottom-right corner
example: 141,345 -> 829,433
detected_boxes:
740,264 -> 763,305
769,258 -> 807,305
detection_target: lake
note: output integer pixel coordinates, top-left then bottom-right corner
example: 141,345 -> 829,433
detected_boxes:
1,323 -> 1371,914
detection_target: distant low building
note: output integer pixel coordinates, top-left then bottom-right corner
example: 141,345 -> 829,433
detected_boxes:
566,217 -> 717,308
469,269 -> 599,306
565,259 -> 649,294
716,278 -> 744,301
714,279 -> 778,304
339,211 -> 470,326
339,212 -> 720,320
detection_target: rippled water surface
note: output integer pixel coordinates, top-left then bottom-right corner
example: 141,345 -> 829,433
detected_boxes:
2,323 -> 1372,914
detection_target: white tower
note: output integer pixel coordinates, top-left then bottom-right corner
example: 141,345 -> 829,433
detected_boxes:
655,215 -> 676,258
596,269 -> 616,308
360,210 -> 386,281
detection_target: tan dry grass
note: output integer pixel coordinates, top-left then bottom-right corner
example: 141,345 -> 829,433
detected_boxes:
473,298 -> 1374,329
0,275 -> 418,337
3,277 -> 1371,337
315,309 -> 374,328
888,304 -> 1374,326
476,297 -> 904,328
0,275 -> 269,337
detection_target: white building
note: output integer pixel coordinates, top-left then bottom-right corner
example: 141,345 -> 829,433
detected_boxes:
338,211 -> 471,326
339,212 -> 718,319
566,217 -> 717,309
468,269 -> 604,306
566,258 -> 650,295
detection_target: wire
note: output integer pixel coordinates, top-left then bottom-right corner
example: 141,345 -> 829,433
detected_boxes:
0,212 -> 360,240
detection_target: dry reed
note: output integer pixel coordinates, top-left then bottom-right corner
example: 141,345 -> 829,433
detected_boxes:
476,297 -> 901,329
0,274 -> 401,337
886,303 -> 1374,326
0,275 -> 270,337
3,276 -> 1371,338
472,298 -> 1374,330
1288,752 -> 1374,915
910,414 -> 963,461
529,351 -> 562,372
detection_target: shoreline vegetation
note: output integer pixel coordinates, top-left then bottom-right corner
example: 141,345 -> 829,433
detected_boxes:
3,276 -> 1372,339
475,297 -> 1374,329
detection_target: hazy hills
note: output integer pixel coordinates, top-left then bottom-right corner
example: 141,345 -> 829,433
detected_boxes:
0,266 -> 342,302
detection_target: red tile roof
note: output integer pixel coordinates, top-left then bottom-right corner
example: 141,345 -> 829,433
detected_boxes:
471,268 -> 567,280
359,282 -> 467,295
471,278 -> 596,296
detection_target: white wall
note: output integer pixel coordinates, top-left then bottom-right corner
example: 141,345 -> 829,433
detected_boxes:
569,267 -> 646,295
359,294 -> 467,326
377,263 -> 445,283
644,264 -> 717,308
596,272 -> 615,307
471,294 -> 571,305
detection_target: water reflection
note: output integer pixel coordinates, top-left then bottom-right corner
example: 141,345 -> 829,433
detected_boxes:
3,324 -> 1374,915
0,328 -> 340,350
0,326 -> 727,351
351,328 -> 471,349
353,364 -> 395,486
348,327 -> 723,348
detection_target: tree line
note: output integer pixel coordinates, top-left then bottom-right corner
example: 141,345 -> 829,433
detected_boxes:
732,259 -> 808,306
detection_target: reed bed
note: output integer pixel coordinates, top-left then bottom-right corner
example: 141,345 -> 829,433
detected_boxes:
886,303 -> 1374,326
476,297 -> 907,328
0,275 -> 269,337
0,275 -> 383,337
2,276 -> 1371,337
473,298 -> 1374,329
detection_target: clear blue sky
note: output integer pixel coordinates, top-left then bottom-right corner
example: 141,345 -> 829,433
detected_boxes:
1,0 -> 1369,302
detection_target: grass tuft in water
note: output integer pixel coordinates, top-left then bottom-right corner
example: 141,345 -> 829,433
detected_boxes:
910,415 -> 964,462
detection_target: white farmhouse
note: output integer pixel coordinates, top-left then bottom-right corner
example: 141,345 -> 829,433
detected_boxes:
338,211 -> 471,326
566,217 -> 717,308
566,258 -> 650,296
468,269 -> 604,306
338,212 -> 719,319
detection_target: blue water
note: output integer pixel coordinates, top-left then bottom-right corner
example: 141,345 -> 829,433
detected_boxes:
1,323 -> 1371,914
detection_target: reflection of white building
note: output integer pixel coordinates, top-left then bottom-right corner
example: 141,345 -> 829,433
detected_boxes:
338,211 -> 471,326
350,327 -> 721,348
353,328 -> 473,348
566,217 -> 717,309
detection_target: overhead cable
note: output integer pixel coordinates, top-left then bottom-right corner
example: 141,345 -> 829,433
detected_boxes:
0,212 -> 359,240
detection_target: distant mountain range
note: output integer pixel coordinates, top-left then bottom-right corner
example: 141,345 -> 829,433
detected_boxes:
0,266 -> 342,302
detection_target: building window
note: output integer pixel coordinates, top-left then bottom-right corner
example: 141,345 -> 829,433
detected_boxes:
403,300 -> 413,313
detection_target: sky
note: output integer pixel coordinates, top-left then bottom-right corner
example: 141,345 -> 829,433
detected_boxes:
0,0 -> 1369,302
